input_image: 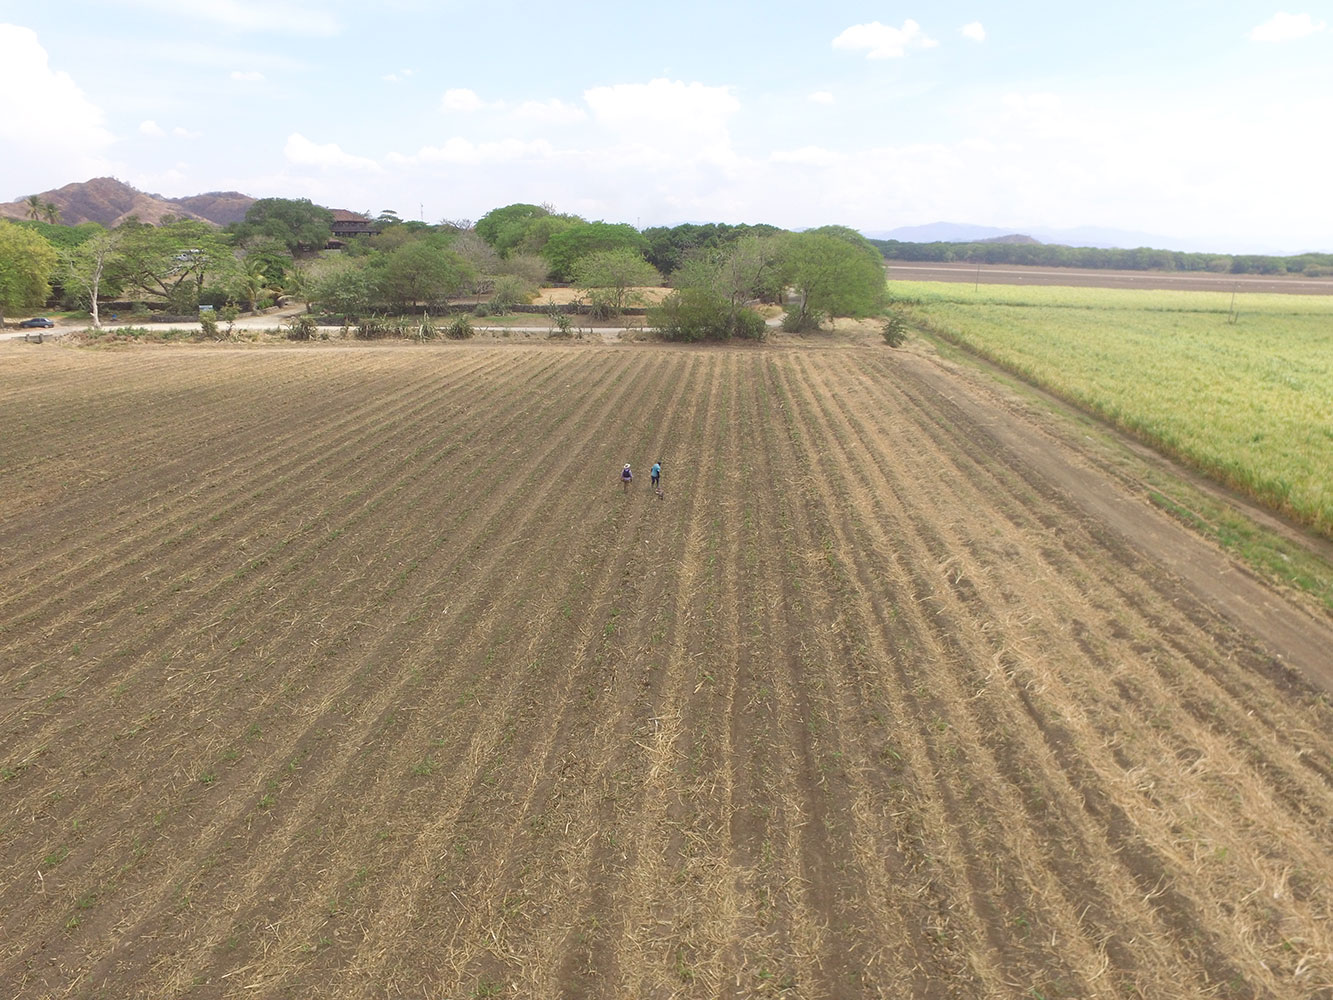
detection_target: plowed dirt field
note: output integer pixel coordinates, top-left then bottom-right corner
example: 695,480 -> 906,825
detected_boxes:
2,340 -> 1331,999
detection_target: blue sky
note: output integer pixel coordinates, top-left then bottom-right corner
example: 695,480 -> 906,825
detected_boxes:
1,1 -> 1330,252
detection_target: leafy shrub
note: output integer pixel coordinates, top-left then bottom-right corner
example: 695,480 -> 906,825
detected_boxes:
732,308 -> 767,341
781,306 -> 824,333
417,312 -> 438,340
355,315 -> 393,339
881,311 -> 910,347
219,304 -> 240,336
650,289 -> 768,342
286,315 -> 317,341
199,312 -> 219,338
488,274 -> 535,313
445,314 -> 474,339
547,309 -> 574,338
473,302 -> 492,317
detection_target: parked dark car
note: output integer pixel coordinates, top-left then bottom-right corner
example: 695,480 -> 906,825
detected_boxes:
18,317 -> 55,328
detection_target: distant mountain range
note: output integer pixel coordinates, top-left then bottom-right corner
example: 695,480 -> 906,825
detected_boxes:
863,222 -> 1189,251
860,222 -> 1323,256
0,177 -> 253,228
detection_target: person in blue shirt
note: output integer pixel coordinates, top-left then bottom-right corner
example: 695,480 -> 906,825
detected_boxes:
650,461 -> 661,489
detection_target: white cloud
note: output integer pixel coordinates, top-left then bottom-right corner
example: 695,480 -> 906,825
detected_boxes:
120,0 -> 340,36
808,90 -> 835,105
0,25 -> 115,189
512,98 -> 587,125
388,138 -> 556,167
961,21 -> 986,42
771,146 -> 845,167
284,133 -> 383,173
383,68 -> 414,83
230,70 -> 265,82
138,120 -> 203,140
1249,12 -> 1327,41
441,88 -> 501,112
584,79 -> 739,153
832,20 -> 938,59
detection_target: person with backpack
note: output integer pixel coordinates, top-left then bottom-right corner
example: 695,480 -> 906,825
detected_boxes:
621,463 -> 633,493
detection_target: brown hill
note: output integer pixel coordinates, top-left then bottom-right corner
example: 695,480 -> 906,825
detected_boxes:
167,191 -> 255,226
0,177 -> 254,228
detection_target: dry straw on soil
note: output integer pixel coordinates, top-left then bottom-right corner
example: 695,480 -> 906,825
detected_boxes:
1,339 -> 1331,999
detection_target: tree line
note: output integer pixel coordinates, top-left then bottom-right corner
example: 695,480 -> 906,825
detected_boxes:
1,199 -> 894,340
870,238 -> 1333,277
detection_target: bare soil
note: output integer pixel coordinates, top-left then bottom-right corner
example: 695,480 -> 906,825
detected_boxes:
1,337 -> 1331,999
887,259 -> 1333,294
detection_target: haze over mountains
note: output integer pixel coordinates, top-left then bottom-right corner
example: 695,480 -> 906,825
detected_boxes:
2,178 -> 1316,255
859,222 -> 1309,255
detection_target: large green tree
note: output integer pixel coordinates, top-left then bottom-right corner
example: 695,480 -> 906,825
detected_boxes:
571,248 -> 660,314
476,203 -> 548,254
642,222 -> 783,275
781,231 -> 887,331
378,241 -> 473,308
648,236 -> 777,342
310,258 -> 376,319
59,228 -> 125,328
0,220 -> 58,327
542,222 -> 647,282
230,198 -> 334,255
475,203 -> 584,259
114,219 -> 237,313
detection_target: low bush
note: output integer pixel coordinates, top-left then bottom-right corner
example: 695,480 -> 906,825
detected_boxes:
881,311 -> 909,347
649,289 -> 768,342
446,314 -> 474,339
488,275 -> 535,314
286,315 -> 318,341
547,309 -> 574,338
781,306 -> 824,333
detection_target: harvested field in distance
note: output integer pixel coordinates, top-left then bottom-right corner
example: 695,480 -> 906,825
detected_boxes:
893,281 -> 1333,540
2,340 -> 1332,999
887,260 -> 1333,295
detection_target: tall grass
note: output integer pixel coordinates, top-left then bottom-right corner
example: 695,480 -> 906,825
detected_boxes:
894,281 -> 1333,538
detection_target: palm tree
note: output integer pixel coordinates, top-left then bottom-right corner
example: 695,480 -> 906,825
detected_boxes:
25,194 -> 41,220
42,201 -> 61,224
